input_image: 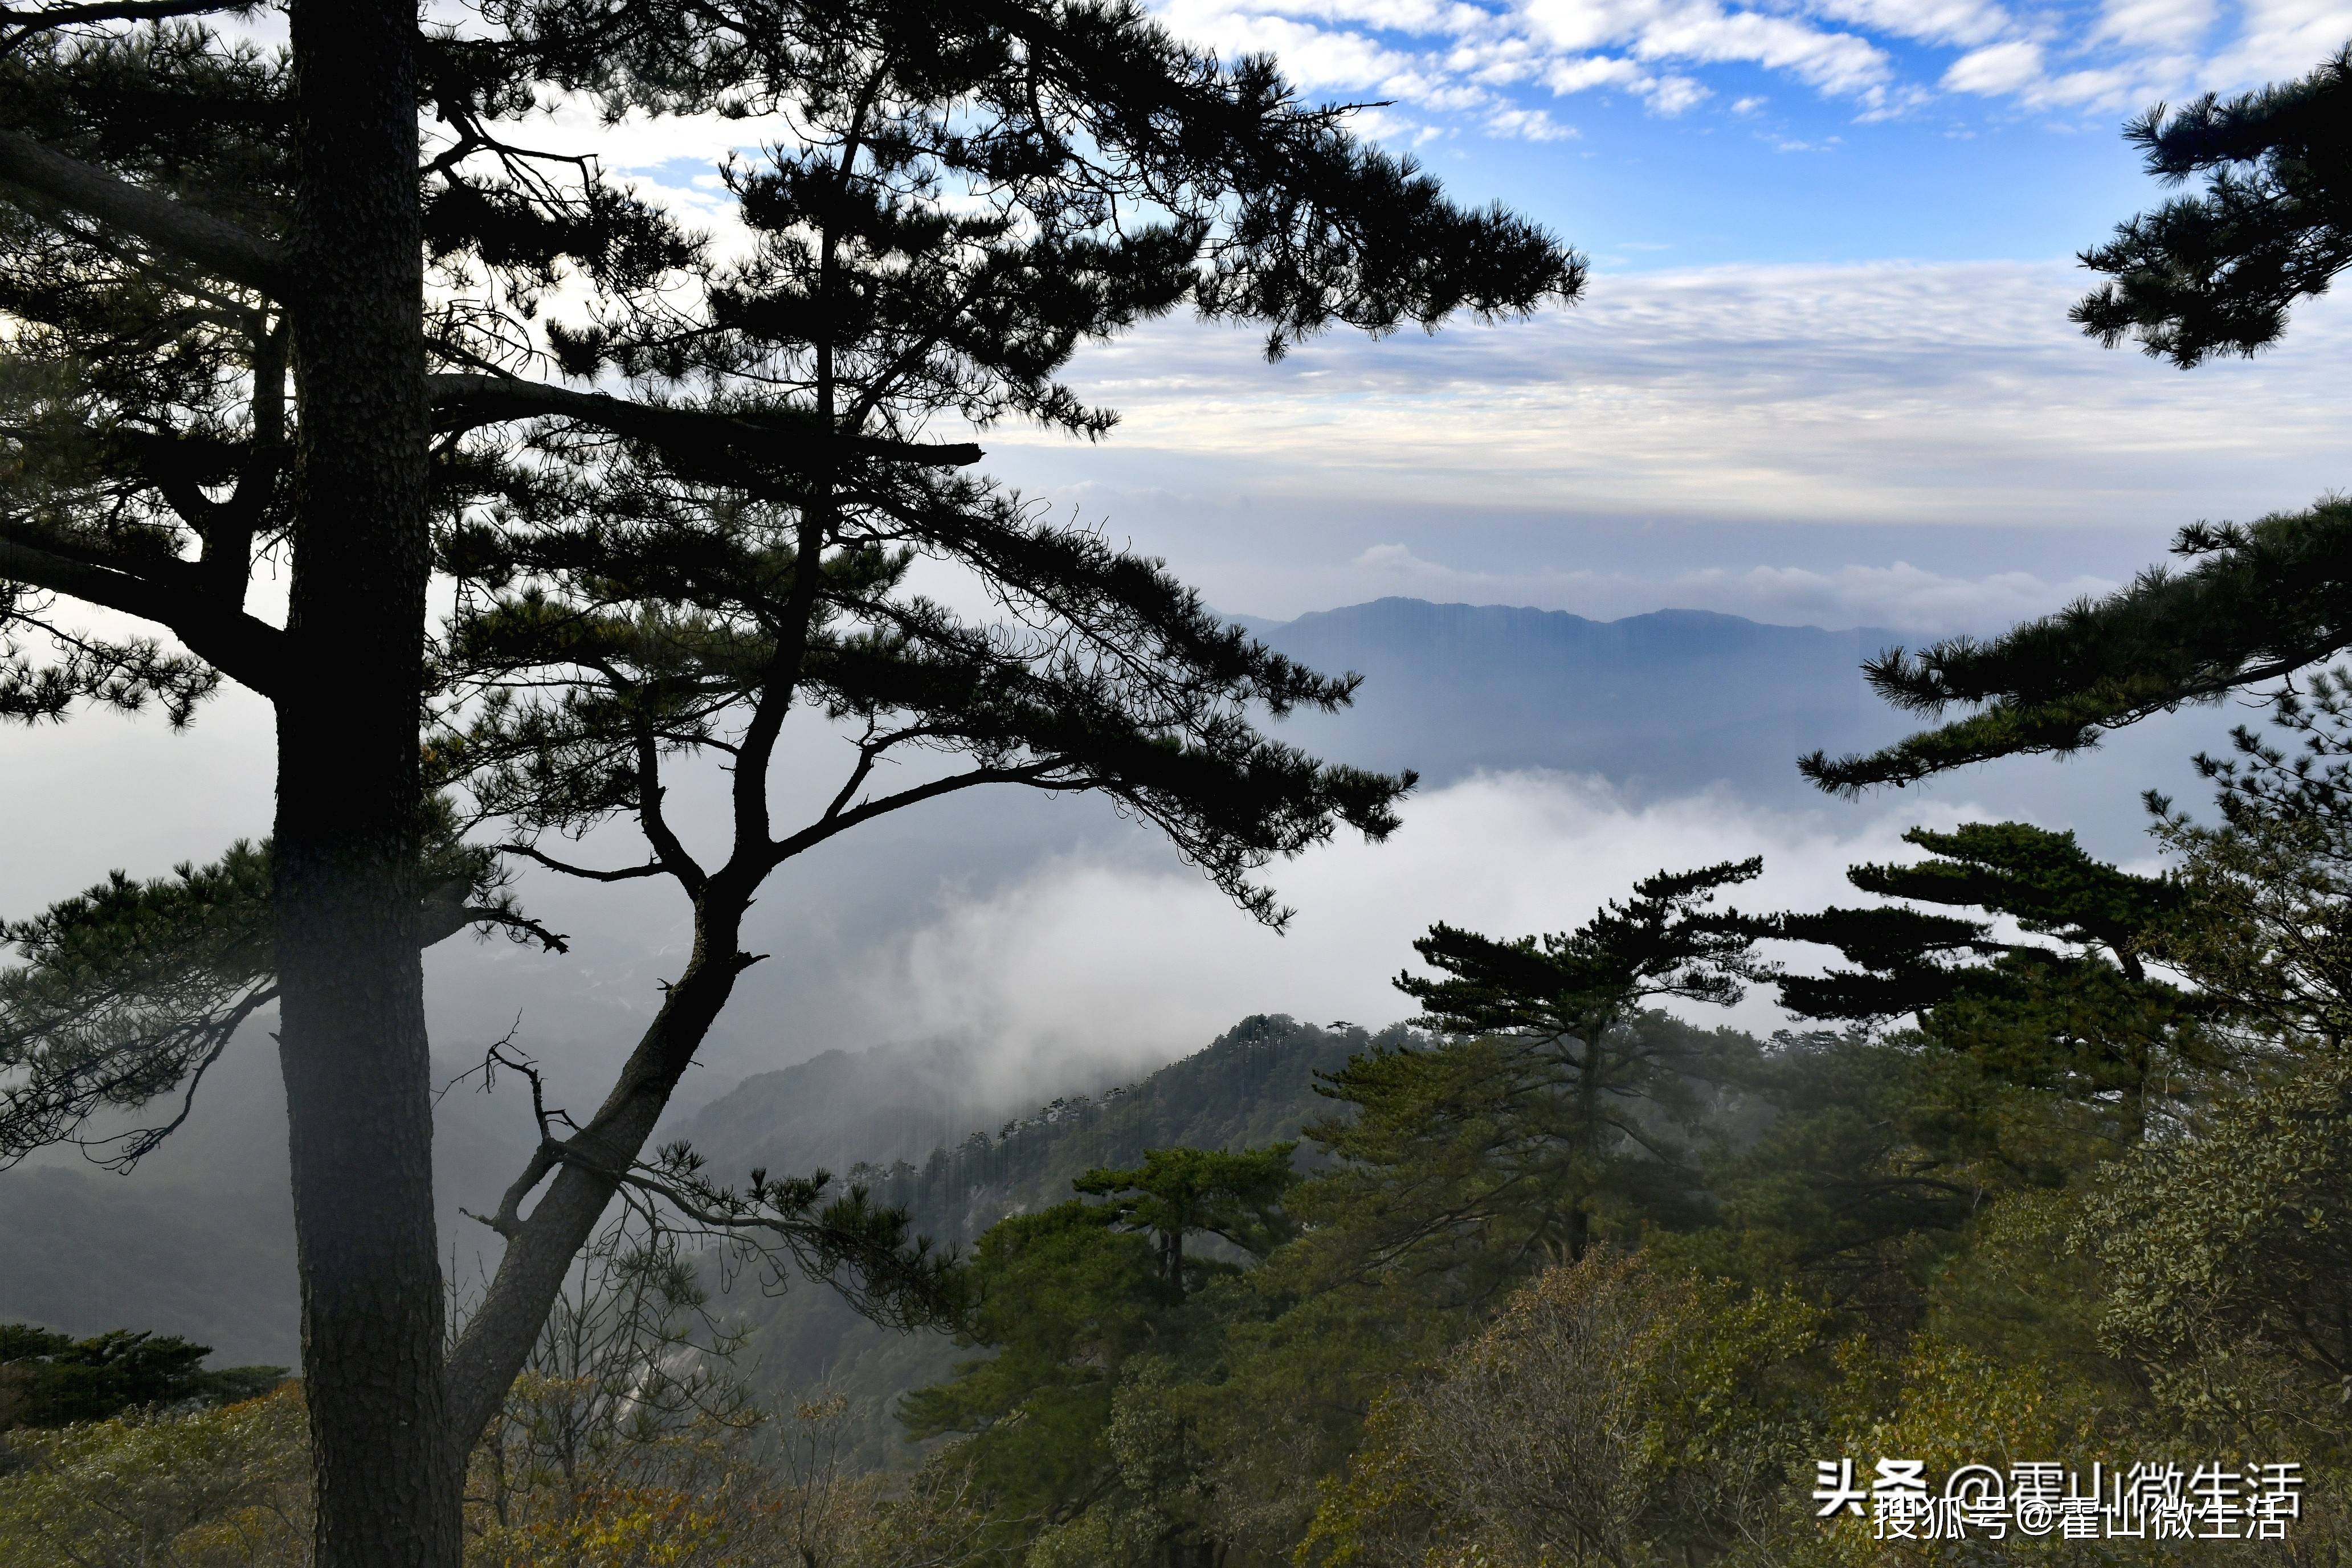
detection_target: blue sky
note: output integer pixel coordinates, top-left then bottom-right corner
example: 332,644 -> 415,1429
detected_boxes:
537,1 -> 2352,632
1154,0 -> 2352,270
941,0 -> 2352,630
1433,81 -> 2157,269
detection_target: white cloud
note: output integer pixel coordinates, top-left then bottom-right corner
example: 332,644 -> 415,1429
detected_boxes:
1518,0 -> 1647,54
1487,104 -> 1585,135
2093,0 -> 2216,50
1157,0 -> 1432,91
1941,38 -> 2047,91
1153,0 -> 1904,125
1545,51 -> 1652,88
2211,0 -> 2352,81
1810,0 -> 2016,47
984,258 -> 2352,551
1646,72 -> 1716,109
1631,8 -> 1893,93
1693,561 -> 2121,629
857,770 -> 1958,1081
1128,0 -> 2352,135
1250,0 -> 1481,30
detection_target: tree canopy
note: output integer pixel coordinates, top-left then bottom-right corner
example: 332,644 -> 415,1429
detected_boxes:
1757,822 -> 2208,1138
0,1324 -> 281,1431
1802,496 -> 2352,793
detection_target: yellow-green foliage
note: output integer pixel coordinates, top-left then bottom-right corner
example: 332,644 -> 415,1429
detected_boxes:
1299,1250 -> 1822,1568
0,1370 -> 982,1568
0,1383 -> 311,1568
1785,1334 -> 2120,1567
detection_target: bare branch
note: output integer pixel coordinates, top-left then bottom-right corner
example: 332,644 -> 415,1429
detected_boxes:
769,760 -> 1066,869
634,730 -> 708,897
2,0 -> 235,28
819,741 -> 879,823
496,842 -> 668,884
446,1034 -> 574,1240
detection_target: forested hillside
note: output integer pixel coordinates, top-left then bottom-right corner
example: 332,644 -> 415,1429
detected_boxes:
701,1015 -> 1389,1469
832,1014 -> 1385,1244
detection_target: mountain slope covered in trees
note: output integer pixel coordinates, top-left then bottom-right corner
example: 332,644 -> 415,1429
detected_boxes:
695,1014 -> 1389,1469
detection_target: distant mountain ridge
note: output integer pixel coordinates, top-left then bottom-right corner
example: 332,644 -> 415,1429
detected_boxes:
1233,598 -> 1910,799
672,1036 -> 1048,1186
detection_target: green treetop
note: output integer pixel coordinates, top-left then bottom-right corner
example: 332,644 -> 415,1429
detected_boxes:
2073,43 -> 2351,368
0,1324 -> 281,1430
1073,1144 -> 1300,1297
901,1144 -> 1306,1559
2148,668 -> 2352,1049
1309,860 -> 1769,1284
1802,497 -> 2352,794
1761,822 -> 2208,1139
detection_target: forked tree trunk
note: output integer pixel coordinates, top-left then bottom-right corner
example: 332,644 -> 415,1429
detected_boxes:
274,1 -> 452,1563
445,901 -> 754,1445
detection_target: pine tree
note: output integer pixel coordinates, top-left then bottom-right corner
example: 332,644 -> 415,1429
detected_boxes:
0,5 -> 1584,1562
1800,496 -> 2352,792
2147,669 -> 2352,1048
1074,1145 -> 1299,1295
2073,44 -> 2351,367
0,1324 -> 281,1430
1757,822 -> 2209,1140
901,1144 -> 1301,1562
895,1200 -> 1179,1539
1342,859 -> 1769,1271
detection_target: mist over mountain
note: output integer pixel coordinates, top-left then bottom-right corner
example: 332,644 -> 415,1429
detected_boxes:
671,1037 -> 1068,1184
693,1014 -> 1389,1469
0,1029 -> 535,1367
0,597 -> 2214,1370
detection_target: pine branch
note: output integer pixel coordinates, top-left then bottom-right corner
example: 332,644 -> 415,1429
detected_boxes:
495,842 -> 665,883
1,0 -> 238,27
0,525 -> 287,697
1804,495 -> 2352,794
0,126 -> 291,296
426,373 -> 985,471
764,760 -> 1063,869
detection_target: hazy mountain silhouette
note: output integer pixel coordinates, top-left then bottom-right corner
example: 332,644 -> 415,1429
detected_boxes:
1234,599 -> 1909,798
696,1014 -> 1386,1469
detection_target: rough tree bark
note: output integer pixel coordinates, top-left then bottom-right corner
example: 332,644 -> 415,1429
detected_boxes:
272,1 -> 454,1562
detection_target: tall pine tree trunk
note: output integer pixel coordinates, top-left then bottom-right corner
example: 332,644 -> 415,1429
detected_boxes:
275,1 -> 452,1563
1567,1012 -> 1606,1262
